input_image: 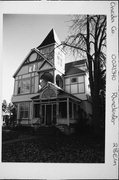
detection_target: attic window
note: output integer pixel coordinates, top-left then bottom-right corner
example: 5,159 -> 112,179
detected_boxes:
71,77 -> 77,83
28,64 -> 37,73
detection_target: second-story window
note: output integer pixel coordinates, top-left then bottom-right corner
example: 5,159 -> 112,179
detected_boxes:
17,76 -> 35,94
28,64 -> 37,73
71,77 -> 78,83
18,79 -> 30,94
31,77 -> 35,93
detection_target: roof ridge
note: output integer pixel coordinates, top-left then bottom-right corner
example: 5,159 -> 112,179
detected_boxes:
65,59 -> 86,65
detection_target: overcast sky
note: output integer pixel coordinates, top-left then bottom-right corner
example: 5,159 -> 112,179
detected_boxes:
2,14 -> 75,103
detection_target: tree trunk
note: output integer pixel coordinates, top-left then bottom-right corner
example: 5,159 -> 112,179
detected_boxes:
92,55 -> 102,135
92,91 -> 101,135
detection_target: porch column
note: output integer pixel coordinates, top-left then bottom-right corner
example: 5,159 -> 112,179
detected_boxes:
40,100 -> 42,124
44,105 -> 46,125
56,101 -> 59,125
31,100 -> 34,125
17,104 -> 20,124
67,98 -> 69,126
72,102 -> 74,119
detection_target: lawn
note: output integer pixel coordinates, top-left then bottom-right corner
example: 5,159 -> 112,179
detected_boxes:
2,130 -> 105,163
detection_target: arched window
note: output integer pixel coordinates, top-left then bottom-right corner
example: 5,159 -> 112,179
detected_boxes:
39,72 -> 54,89
42,88 -> 56,99
41,72 -> 53,83
56,74 -> 63,88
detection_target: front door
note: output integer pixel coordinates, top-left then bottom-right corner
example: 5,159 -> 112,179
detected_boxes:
46,105 -> 52,125
41,104 -> 56,125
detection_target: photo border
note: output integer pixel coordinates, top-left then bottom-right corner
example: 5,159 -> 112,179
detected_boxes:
0,1 -> 118,179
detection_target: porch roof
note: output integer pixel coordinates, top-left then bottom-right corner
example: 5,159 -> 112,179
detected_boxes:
31,82 -> 81,103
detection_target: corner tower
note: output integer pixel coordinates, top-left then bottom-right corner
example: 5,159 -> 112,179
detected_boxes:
37,29 -> 65,89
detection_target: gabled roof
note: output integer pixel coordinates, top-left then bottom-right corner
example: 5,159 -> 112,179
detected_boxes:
37,59 -> 54,72
65,67 -> 85,76
31,81 -> 82,102
37,29 -> 61,49
13,48 -> 46,78
65,59 -> 87,76
31,81 -> 61,100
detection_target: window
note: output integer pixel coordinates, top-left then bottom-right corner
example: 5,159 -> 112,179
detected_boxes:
18,77 -> 35,94
29,66 -> 33,72
71,84 -> 78,94
65,85 -> 70,93
14,80 -> 18,95
78,76 -> 84,83
65,78 -> 70,85
59,102 -> 67,118
33,64 -> 36,71
18,79 -> 30,94
34,104 -> 40,118
78,83 -> 85,93
28,64 -> 37,73
31,77 -> 35,93
71,77 -> 77,83
56,75 -> 63,88
19,102 -> 29,119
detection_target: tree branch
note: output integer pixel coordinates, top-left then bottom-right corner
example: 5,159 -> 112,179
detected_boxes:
63,42 -> 87,53
97,16 -> 106,39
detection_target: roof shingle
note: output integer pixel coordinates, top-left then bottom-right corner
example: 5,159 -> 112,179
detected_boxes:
37,29 -> 61,49
65,59 -> 86,76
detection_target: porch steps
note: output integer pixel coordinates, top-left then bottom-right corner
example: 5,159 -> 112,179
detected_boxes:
56,125 -> 70,135
35,126 -> 62,136
56,125 -> 65,132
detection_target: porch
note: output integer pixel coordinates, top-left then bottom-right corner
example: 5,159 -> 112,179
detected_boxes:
32,97 -> 81,127
31,82 -> 81,128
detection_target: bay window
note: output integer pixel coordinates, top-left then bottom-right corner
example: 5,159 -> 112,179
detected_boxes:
17,76 -> 35,94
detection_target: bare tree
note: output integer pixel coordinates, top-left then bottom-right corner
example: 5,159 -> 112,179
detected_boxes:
64,15 -> 106,134
8,102 -> 17,127
2,99 -> 7,112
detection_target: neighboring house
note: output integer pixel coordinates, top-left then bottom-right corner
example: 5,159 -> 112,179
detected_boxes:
2,110 -> 10,126
12,29 -> 92,133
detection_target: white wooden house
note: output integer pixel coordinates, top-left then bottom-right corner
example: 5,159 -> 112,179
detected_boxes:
12,29 -> 92,133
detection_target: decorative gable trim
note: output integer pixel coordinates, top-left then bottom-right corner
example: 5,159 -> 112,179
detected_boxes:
64,72 -> 86,78
41,86 -> 57,99
39,63 -> 53,72
31,81 -> 82,103
13,48 -> 46,78
38,59 -> 54,72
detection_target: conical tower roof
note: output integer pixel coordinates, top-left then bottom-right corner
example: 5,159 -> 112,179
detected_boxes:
37,29 -> 61,49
